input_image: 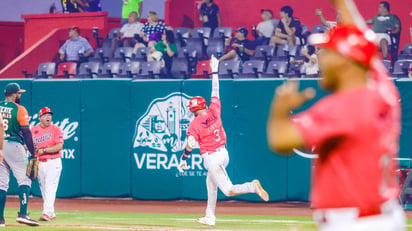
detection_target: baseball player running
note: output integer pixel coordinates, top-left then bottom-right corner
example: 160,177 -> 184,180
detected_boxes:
0,83 -> 39,226
178,56 -> 269,227
31,107 -> 64,221
267,0 -> 405,230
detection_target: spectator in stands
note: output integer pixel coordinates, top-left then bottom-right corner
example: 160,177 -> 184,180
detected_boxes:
219,27 -> 256,62
122,0 -> 143,26
84,0 -> 101,12
133,11 -> 171,50
269,6 -> 302,46
409,64 -> 412,78
255,9 -> 275,45
62,0 -> 87,13
58,26 -> 94,62
199,0 -> 221,35
366,1 -> 400,60
315,9 -> 341,29
111,11 -> 144,51
291,45 -> 319,77
148,30 -> 177,74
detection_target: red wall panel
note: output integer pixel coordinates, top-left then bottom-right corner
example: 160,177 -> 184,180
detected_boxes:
0,22 -> 24,70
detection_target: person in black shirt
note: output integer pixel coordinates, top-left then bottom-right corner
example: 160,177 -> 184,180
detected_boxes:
199,0 -> 221,35
219,27 -> 256,62
269,5 -> 302,46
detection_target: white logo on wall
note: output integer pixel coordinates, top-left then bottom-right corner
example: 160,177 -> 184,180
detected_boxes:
30,114 -> 78,160
132,92 -> 206,177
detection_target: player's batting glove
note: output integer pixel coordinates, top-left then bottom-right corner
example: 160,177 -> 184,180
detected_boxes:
178,159 -> 189,173
210,55 -> 219,73
26,156 -> 39,181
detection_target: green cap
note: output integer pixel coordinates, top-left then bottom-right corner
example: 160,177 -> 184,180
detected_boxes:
4,83 -> 26,95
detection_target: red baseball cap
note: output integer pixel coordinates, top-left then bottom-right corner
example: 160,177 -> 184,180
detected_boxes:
69,25 -> 80,34
39,107 -> 53,117
308,24 -> 378,67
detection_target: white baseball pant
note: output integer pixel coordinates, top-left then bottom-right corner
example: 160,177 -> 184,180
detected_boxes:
313,199 -> 406,231
38,158 -> 62,217
202,147 -> 256,217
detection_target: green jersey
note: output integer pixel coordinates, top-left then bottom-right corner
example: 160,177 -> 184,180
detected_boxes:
0,101 -> 30,144
122,0 -> 143,19
372,14 -> 400,33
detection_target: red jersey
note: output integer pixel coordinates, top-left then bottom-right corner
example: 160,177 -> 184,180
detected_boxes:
187,97 -> 227,154
293,61 -> 400,212
31,124 -> 64,160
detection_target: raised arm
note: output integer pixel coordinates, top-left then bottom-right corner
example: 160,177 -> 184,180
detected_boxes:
330,0 -> 368,30
210,55 -> 220,98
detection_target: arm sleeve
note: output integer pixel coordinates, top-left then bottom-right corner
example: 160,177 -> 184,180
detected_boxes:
211,72 -> 219,98
60,40 -> 68,53
209,97 -> 221,116
21,127 -> 35,158
84,39 -> 94,52
17,106 -> 30,127
54,126 -> 64,145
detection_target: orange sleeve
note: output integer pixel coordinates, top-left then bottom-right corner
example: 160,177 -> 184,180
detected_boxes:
17,105 -> 30,127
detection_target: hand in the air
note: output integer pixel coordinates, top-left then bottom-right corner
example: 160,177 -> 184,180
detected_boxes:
271,81 -> 316,113
178,159 -> 189,173
315,9 -> 323,16
210,55 -> 219,73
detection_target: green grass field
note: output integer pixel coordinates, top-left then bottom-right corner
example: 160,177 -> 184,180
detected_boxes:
1,208 -> 412,230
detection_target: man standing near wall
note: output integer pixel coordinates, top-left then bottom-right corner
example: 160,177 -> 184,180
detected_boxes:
0,83 -> 39,227
122,0 -> 143,26
31,107 -> 64,222
267,0 -> 406,230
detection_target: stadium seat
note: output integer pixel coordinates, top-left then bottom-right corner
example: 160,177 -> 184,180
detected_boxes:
273,45 -> 289,61
22,62 -> 56,78
218,60 -> 240,78
138,61 -> 161,79
381,59 -> 392,73
399,44 -> 412,60
75,61 -> 101,78
170,58 -> 190,79
98,61 -> 122,78
298,24 -> 310,45
133,47 -> 150,62
186,38 -> 204,59
192,60 -> 211,79
252,45 -> 275,62
113,47 -> 134,62
173,27 -> 190,46
392,59 -> 412,77
107,28 -> 121,39
237,60 -> 265,78
117,61 -> 141,78
212,27 -> 232,39
287,63 -> 305,78
53,62 -> 78,78
311,25 -> 328,34
206,38 -> 224,59
262,60 -> 288,78
92,47 -> 113,63
192,27 -> 212,40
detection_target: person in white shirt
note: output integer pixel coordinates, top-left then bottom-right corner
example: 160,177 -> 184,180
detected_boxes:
291,45 -> 319,77
111,11 -> 144,51
256,9 -> 275,45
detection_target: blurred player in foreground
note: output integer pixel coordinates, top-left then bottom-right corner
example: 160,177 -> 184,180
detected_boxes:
267,0 -> 406,230
178,56 -> 269,227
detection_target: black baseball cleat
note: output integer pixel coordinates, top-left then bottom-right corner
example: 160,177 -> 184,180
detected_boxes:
16,212 -> 39,226
0,218 -> 5,227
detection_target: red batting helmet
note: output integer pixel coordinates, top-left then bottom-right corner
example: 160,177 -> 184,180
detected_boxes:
188,96 -> 207,113
308,24 -> 378,67
39,107 -> 53,117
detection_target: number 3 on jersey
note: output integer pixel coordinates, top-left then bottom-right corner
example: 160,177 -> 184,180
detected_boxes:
213,129 -> 221,141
